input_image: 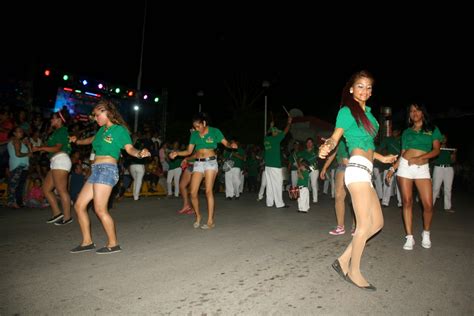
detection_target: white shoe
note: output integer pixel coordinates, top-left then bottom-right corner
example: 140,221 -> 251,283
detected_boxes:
403,235 -> 415,250
421,231 -> 431,249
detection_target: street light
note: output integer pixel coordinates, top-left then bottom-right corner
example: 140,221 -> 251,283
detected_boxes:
133,105 -> 140,133
262,80 -> 270,137
197,90 -> 204,112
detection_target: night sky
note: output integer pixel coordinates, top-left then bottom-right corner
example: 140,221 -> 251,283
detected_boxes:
4,2 -> 473,125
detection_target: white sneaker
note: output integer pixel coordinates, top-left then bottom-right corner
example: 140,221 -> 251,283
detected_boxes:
421,231 -> 431,249
403,235 -> 415,250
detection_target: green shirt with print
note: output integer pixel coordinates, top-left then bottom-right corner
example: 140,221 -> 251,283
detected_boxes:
92,125 -> 132,160
189,127 -> 224,150
264,133 -> 285,168
335,106 -> 379,153
47,126 -> 71,158
401,126 -> 442,152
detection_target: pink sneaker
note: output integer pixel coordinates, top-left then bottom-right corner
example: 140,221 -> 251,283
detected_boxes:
185,208 -> 195,215
329,225 -> 345,235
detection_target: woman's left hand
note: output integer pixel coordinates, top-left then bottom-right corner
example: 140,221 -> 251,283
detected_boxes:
139,149 -> 151,158
382,154 -> 398,164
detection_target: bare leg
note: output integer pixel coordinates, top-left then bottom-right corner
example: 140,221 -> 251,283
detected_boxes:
414,179 -> 433,231
74,182 -> 94,245
179,169 -> 192,209
398,176 -> 414,235
334,171 -> 346,227
189,172 -> 204,225
339,182 -> 383,287
204,169 -> 218,226
42,171 -> 62,217
51,169 -> 71,220
92,184 -> 117,247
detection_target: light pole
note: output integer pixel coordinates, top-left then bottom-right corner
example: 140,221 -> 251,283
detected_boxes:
262,80 -> 270,137
197,90 -> 204,112
133,104 -> 139,133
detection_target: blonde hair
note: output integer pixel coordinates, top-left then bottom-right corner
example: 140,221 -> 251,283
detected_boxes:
94,99 -> 130,131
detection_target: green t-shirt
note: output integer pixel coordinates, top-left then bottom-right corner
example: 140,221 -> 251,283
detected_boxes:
401,126 -> 442,152
189,127 -> 224,150
335,139 -> 349,163
168,156 -> 183,170
246,156 -> 259,177
47,126 -> 71,158
297,169 -> 310,187
297,148 -> 318,170
335,106 -> 379,153
223,148 -> 245,169
433,149 -> 453,165
92,125 -> 132,160
379,136 -> 401,155
264,132 -> 285,168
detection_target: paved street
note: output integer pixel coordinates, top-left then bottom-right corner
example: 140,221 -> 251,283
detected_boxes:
1,190 -> 473,315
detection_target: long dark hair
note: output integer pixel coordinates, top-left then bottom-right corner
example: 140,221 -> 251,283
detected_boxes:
94,99 -> 130,132
52,108 -> 71,126
340,70 -> 376,135
407,103 -> 435,132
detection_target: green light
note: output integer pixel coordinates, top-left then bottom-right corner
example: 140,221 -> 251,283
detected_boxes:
115,88 -> 121,93
63,75 -> 69,81
154,97 -> 159,103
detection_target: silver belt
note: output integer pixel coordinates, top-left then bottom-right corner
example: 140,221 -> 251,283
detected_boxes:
347,162 -> 373,176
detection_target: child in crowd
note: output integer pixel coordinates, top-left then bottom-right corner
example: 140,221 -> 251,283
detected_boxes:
297,159 -> 311,213
25,178 -> 48,208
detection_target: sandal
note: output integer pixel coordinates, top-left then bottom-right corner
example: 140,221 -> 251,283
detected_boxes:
200,223 -> 215,230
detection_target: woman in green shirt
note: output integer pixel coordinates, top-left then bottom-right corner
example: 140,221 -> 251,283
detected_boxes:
169,112 -> 236,229
386,103 -> 442,250
319,70 -> 397,291
32,109 -> 73,225
69,100 -> 150,254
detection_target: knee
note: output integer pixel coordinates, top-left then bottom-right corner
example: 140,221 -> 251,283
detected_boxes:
205,189 -> 213,198
190,191 -> 199,199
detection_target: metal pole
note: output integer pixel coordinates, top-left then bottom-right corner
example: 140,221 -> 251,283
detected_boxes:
199,103 -> 201,112
264,94 -> 267,137
134,0 -> 147,134
134,110 -> 138,133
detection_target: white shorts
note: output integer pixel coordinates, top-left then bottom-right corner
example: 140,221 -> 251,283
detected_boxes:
397,157 -> 430,179
344,155 -> 373,186
50,152 -> 72,172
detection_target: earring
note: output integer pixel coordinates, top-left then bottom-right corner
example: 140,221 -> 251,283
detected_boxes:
350,89 -> 353,94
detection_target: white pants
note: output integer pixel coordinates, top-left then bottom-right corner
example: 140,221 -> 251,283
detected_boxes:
130,164 -> 145,200
382,169 -> 401,206
258,172 -> 267,200
432,166 -> 454,210
373,166 -> 383,199
225,167 -> 241,198
323,169 -> 335,198
298,187 -> 310,212
309,170 -> 320,203
239,170 -> 245,193
265,166 -> 284,208
290,170 -> 298,187
167,167 -> 182,197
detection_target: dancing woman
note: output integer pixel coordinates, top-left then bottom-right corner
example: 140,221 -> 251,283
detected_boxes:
319,70 -> 397,290
69,100 -> 150,254
169,112 -> 236,229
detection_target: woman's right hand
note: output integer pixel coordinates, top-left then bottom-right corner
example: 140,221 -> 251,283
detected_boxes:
385,169 -> 394,184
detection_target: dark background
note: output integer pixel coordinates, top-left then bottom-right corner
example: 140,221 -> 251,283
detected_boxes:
2,2 -> 473,151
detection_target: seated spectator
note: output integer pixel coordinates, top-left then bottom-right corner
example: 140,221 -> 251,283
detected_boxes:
25,178 -> 48,208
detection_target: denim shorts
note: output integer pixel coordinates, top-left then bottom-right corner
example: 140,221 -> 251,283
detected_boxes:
193,160 -> 218,173
87,163 -> 119,187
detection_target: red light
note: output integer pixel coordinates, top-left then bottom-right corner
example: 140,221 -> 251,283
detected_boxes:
44,69 -> 51,76
128,91 -> 134,97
